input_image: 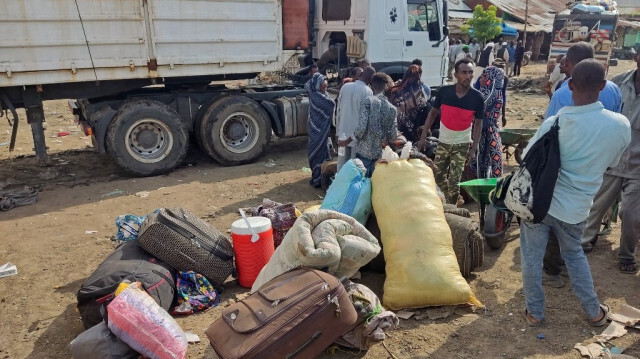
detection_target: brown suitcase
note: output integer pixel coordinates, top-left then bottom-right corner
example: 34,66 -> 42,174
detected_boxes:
205,268 -> 357,359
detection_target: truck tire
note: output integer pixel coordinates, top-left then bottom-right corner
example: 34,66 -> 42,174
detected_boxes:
105,100 -> 188,176
199,96 -> 271,165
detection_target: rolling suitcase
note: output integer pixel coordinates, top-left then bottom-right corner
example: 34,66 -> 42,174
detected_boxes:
138,208 -> 235,287
205,268 -> 357,359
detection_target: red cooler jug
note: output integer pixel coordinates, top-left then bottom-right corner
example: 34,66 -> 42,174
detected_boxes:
230,217 -> 274,288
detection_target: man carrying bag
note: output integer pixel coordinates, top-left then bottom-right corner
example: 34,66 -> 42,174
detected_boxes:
505,60 -> 630,327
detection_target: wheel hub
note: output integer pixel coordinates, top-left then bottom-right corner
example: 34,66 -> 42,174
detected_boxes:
227,120 -> 246,141
219,112 -> 259,154
135,127 -> 159,149
125,119 -> 173,164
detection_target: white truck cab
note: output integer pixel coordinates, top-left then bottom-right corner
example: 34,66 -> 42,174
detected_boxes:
313,0 -> 449,88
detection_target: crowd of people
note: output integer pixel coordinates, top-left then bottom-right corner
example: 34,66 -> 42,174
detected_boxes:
448,37 -> 526,80
302,43 -> 638,329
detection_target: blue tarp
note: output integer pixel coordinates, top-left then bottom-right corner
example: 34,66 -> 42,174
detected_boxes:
500,22 -> 518,36
468,22 -> 518,37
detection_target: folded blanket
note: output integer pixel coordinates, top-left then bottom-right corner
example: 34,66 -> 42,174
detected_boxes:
251,209 -> 380,292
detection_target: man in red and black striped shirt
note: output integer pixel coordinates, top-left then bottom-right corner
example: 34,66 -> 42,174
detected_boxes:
418,58 -> 484,204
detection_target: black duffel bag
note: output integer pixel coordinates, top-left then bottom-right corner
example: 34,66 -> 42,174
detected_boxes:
77,240 -> 176,329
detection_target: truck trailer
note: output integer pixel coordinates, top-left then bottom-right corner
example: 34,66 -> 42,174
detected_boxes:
547,9 -> 618,74
0,0 -> 449,176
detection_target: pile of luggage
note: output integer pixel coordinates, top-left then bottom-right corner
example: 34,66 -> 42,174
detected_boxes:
71,147 -> 485,358
71,206 -> 396,358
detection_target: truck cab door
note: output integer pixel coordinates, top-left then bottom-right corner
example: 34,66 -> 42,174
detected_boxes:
403,0 -> 446,87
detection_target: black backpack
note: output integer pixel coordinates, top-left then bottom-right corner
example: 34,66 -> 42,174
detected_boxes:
497,47 -> 507,60
504,117 -> 561,223
77,240 -> 176,329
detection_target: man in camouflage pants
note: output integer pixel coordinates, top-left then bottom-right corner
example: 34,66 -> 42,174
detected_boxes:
418,58 -> 485,204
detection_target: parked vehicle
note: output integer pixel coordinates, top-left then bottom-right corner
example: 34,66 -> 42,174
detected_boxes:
546,10 -> 618,74
0,0 -> 449,176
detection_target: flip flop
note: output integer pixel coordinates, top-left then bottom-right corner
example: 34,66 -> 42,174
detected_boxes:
619,262 -> 638,274
588,304 -> 609,327
524,308 -> 544,327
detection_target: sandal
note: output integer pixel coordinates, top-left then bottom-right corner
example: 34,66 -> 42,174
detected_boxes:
589,304 -> 609,327
619,262 -> 638,274
524,308 -> 544,327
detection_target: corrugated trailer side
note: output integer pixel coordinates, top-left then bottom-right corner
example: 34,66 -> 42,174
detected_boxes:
0,0 -> 283,88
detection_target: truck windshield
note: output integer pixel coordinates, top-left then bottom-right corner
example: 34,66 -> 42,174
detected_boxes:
407,0 -> 440,41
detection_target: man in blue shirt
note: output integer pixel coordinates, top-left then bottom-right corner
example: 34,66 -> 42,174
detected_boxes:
520,59 -> 630,327
541,42 -> 624,288
545,42 -> 622,118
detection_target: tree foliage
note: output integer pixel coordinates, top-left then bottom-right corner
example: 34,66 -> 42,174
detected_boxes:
461,5 -> 502,43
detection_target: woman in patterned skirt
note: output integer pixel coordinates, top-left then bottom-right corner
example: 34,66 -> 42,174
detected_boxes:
471,66 -> 505,178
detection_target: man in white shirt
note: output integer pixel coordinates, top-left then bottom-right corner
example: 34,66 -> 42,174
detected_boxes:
335,66 -> 375,171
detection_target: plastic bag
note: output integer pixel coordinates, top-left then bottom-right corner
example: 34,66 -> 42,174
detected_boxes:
107,282 -> 188,359
371,159 -> 482,309
320,159 -> 372,225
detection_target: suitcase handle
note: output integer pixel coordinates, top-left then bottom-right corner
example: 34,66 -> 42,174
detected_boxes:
257,280 -> 323,303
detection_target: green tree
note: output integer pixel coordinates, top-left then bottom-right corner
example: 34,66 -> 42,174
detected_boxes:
461,5 -> 502,43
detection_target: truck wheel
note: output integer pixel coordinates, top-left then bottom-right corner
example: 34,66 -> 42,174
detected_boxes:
199,96 -> 271,165
106,100 -> 188,176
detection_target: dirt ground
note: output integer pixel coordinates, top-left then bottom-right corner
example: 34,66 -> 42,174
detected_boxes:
0,61 -> 638,359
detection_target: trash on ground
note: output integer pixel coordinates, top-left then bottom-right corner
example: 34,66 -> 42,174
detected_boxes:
85,230 -> 98,234
134,191 -> 150,198
38,169 -> 58,180
114,214 -> 147,242
0,262 -> 18,278
574,342 -> 607,358
0,142 -> 8,146
101,189 -> 125,198
0,185 -> 38,211
609,304 -> 640,327
335,281 -> 398,350
596,321 -> 627,342
301,166 -> 311,172
537,333 -> 545,340
185,332 -> 200,344
264,159 -> 276,167
57,131 -> 70,137
425,306 -> 456,320
396,310 -> 415,320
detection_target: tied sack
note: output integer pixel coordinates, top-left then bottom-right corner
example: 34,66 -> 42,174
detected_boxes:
107,282 -> 188,359
504,116 -> 561,223
372,158 -> 482,309
320,159 -> 372,225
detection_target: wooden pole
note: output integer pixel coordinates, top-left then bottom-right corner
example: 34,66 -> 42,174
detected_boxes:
523,0 -> 529,45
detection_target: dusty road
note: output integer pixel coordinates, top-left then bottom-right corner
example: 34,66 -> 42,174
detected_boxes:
0,62 -> 638,359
